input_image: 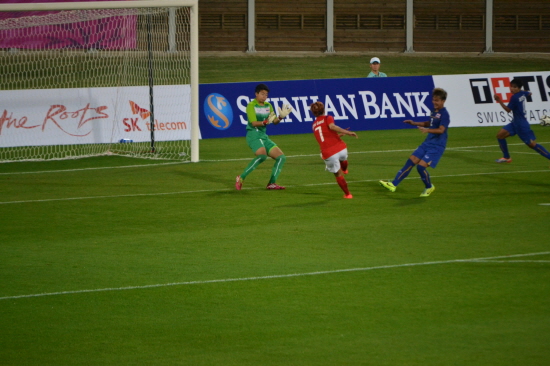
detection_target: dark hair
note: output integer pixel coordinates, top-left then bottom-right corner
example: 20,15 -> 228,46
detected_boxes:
310,101 -> 325,117
510,78 -> 523,89
255,83 -> 269,93
432,88 -> 447,100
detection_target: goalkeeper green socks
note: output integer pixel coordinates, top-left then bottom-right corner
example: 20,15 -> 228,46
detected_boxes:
241,154 -> 267,180
268,155 -> 286,184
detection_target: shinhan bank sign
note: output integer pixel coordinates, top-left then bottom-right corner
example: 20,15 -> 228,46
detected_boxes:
199,76 -> 436,138
199,72 -> 550,139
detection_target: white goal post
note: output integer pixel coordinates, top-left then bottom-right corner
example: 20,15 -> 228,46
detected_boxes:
0,0 -> 199,163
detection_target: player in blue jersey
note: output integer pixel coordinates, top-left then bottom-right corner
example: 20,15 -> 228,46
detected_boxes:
494,78 -> 550,164
379,88 -> 450,197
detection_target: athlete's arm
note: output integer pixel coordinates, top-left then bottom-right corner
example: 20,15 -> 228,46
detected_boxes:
329,123 -> 358,138
404,120 -> 430,127
418,125 -> 446,134
272,104 -> 292,125
246,102 -> 270,127
494,94 -> 512,113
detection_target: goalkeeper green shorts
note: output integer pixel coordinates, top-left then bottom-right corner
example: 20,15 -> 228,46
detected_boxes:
246,134 -> 278,154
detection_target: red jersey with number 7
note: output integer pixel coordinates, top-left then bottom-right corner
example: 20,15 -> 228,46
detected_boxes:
312,115 -> 347,159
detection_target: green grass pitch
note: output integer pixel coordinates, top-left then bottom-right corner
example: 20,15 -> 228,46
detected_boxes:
1,54 -> 550,365
1,126 -> 550,365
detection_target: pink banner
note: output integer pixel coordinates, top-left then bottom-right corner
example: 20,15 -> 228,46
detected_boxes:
0,0 -> 137,50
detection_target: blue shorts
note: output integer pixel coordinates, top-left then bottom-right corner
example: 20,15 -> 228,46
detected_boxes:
503,123 -> 536,145
412,144 -> 445,168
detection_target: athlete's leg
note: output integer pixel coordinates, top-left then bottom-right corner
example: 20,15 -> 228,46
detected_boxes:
334,170 -> 352,198
241,147 -> 268,180
527,140 -> 550,160
416,160 -> 432,188
340,160 -> 348,174
417,160 -> 436,197
496,128 -> 512,162
392,155 -> 420,186
267,146 -> 286,185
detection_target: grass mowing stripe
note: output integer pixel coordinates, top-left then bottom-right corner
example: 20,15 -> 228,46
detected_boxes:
0,169 -> 548,205
1,251 -> 548,301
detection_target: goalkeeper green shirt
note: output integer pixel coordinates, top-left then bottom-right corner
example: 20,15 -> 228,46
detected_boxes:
246,99 -> 274,135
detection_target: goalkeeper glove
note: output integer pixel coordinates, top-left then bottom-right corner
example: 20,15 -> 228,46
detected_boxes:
278,104 -> 293,120
268,111 -> 277,123
263,112 -> 277,126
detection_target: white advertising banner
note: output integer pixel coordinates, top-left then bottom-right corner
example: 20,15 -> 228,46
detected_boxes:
0,85 -> 192,148
433,72 -> 550,128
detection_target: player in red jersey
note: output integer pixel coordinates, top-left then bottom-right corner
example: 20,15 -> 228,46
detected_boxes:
310,101 -> 358,199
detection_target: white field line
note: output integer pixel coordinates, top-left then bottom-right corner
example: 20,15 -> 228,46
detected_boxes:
471,260 -> 550,263
451,150 -> 540,155
0,169 -> 548,205
1,141 -> 547,172
204,141 -> 550,161
1,251 -> 549,301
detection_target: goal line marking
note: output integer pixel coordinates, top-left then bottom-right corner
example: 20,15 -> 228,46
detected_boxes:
1,251 -> 548,301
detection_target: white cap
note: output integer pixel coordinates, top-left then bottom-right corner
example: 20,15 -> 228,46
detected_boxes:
370,57 -> 381,64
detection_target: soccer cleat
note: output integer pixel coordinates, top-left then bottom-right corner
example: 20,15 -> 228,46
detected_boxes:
495,157 -> 512,163
235,175 -> 243,190
342,170 -> 349,175
379,180 -> 396,192
343,193 -> 353,199
266,183 -> 285,190
419,184 -> 435,197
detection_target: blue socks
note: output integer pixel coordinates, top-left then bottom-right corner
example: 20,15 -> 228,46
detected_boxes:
499,139 -> 550,160
498,139 -> 510,159
392,159 -> 415,186
533,144 -> 550,160
417,165 -> 432,188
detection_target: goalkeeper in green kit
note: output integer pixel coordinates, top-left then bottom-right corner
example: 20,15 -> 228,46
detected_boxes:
235,83 -> 293,190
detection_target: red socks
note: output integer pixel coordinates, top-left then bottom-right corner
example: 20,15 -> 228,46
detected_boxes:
336,175 -> 350,195
341,160 -> 348,173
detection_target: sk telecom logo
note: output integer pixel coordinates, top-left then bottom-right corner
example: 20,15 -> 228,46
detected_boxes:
123,101 -> 150,132
130,101 -> 150,120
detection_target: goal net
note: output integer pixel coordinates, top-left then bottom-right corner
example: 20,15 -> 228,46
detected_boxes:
0,0 -> 199,163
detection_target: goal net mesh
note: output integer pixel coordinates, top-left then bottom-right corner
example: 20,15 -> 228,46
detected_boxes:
0,5 -> 193,162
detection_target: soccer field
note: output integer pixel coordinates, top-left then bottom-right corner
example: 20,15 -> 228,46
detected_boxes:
1,125 -> 549,365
